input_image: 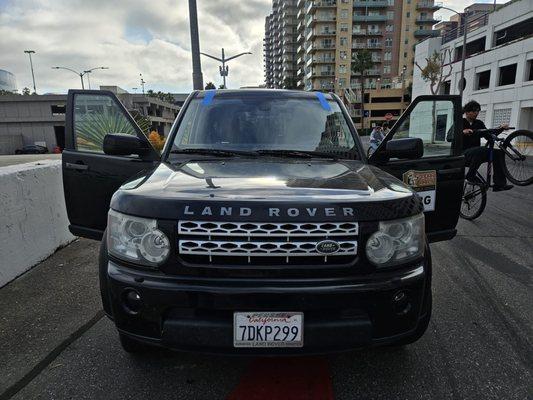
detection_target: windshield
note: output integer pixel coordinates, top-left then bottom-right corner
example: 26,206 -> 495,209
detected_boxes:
168,93 -> 359,159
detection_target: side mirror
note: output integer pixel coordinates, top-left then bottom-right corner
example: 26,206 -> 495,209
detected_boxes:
385,138 -> 423,160
103,133 -> 151,156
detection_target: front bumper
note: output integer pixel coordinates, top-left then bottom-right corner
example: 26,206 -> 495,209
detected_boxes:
104,260 -> 429,354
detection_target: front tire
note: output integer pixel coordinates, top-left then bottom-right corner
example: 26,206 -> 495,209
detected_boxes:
119,333 -> 152,354
460,182 -> 487,220
502,130 -> 533,186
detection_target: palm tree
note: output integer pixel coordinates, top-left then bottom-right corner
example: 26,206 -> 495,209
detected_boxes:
351,49 -> 373,132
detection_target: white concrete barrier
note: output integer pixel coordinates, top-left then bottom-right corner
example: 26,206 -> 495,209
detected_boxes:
0,160 -> 75,287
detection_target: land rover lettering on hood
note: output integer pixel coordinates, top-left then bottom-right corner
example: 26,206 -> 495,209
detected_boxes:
62,89 -> 464,353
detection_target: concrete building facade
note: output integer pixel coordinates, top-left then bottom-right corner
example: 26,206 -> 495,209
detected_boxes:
0,70 -> 17,93
413,0 -> 533,131
0,87 -> 181,155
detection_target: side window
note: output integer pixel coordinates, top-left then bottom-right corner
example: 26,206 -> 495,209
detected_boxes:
74,94 -> 138,153
391,100 -> 455,157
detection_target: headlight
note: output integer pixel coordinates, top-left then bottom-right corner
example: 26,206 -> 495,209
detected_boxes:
107,209 -> 170,267
366,213 -> 425,267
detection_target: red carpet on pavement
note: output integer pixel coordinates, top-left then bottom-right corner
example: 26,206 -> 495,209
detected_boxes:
227,357 -> 334,400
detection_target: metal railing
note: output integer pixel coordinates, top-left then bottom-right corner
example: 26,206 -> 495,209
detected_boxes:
441,12 -> 490,44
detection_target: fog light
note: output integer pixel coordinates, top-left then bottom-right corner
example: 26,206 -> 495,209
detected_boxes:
392,290 -> 411,315
122,289 -> 143,314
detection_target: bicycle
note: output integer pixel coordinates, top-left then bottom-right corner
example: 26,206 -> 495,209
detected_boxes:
460,127 -> 533,220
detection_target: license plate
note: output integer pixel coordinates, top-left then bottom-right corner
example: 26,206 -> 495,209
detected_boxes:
233,312 -> 304,348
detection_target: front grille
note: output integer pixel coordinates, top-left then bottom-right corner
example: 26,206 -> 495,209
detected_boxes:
177,221 -> 358,266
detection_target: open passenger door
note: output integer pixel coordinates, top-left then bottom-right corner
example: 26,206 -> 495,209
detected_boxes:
62,90 -> 160,240
369,95 -> 464,243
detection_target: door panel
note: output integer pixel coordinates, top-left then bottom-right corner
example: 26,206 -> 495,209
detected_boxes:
370,95 -> 464,243
63,90 -> 160,240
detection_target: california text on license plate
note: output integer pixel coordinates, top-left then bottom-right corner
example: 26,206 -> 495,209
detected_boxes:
233,312 -> 304,348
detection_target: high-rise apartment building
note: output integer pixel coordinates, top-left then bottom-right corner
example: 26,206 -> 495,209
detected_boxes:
264,0 -> 440,127
264,0 -> 298,88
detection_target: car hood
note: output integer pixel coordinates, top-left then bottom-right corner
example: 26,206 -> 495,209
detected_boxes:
111,159 -> 421,221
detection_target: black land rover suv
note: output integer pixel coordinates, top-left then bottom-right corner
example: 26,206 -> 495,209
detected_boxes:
62,89 -> 464,354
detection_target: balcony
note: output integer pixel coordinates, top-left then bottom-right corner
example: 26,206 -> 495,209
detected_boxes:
316,29 -> 336,36
310,0 -> 337,11
352,42 -> 366,49
306,14 -> 336,27
416,16 -> 441,24
371,56 -> 382,62
353,0 -> 388,7
353,14 -> 388,22
416,1 -> 442,11
367,29 -> 382,35
352,29 -> 367,35
414,29 -> 440,37
319,70 -> 335,77
297,20 -> 305,32
312,57 -> 336,64
367,42 -> 382,48
366,69 -> 381,75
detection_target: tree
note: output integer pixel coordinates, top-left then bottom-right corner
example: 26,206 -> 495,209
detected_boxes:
351,50 -> 373,132
415,49 -> 453,143
204,82 -> 216,90
414,49 -> 452,95
146,90 -> 175,104
22,87 -> 31,96
283,77 -> 298,90
218,84 -> 225,89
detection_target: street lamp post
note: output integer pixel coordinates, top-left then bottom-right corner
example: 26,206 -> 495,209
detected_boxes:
52,66 -> 109,89
139,74 -> 146,94
440,6 -> 468,100
200,48 -> 252,89
189,0 -> 204,90
24,50 -> 37,94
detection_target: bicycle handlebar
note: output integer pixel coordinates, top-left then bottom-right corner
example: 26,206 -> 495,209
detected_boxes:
473,127 -> 515,141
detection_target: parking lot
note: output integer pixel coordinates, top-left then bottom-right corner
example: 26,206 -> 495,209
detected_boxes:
0,183 -> 531,400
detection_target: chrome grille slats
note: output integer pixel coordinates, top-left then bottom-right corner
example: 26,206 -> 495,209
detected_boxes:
178,221 -> 358,237
177,221 -> 359,262
179,239 -> 358,257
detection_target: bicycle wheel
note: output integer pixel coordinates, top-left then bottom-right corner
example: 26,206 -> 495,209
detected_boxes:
460,182 -> 487,220
501,130 -> 533,186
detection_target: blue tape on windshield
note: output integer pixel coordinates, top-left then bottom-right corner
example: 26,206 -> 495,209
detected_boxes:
202,90 -> 216,106
315,92 -> 331,111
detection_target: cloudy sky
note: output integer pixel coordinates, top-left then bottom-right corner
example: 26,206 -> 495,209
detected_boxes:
1,0 -> 505,94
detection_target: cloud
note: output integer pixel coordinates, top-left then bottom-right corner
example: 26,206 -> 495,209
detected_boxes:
1,0 -> 270,94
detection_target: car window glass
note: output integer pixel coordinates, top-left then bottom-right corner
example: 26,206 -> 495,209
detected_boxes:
172,96 -> 359,159
73,94 -> 138,153
389,100 -> 455,158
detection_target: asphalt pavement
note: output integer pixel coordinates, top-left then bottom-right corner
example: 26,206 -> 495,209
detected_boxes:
0,184 -> 531,400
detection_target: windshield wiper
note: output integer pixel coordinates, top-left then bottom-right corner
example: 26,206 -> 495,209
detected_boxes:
170,148 -> 257,157
256,149 -> 339,160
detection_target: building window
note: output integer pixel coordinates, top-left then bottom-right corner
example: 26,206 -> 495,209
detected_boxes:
387,11 -> 394,20
498,64 -> 517,86
385,38 -> 393,47
492,108 -> 512,127
388,0 -> 394,4
383,65 -> 391,74
404,52 -> 407,58
341,9 -> 348,19
51,105 -> 66,116
475,70 -> 491,90
527,60 -> 533,81
340,50 -> 348,60
340,23 -> 348,32
406,12 -> 410,18
386,25 -> 394,32
404,39 -> 408,44
384,51 -> 392,61
339,64 -> 347,73
340,37 -> 348,46
405,25 -> 409,31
